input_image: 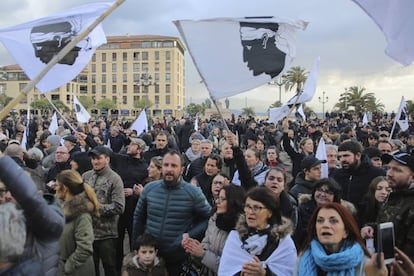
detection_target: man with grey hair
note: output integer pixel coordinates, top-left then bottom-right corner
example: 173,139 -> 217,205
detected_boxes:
0,202 -> 43,275
184,139 -> 213,181
326,144 -> 339,175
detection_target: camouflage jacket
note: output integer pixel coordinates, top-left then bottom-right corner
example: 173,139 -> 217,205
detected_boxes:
377,184 -> 414,261
82,166 -> 125,240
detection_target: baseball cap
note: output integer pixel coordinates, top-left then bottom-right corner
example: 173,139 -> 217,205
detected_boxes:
379,131 -> 389,137
382,152 -> 414,172
301,155 -> 326,170
89,146 -> 112,157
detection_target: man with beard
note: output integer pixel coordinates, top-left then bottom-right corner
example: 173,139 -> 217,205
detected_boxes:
331,141 -> 385,215
361,152 -> 414,261
132,150 -> 211,275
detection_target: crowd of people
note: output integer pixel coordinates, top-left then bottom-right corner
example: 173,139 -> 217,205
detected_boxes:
1,111 -> 414,275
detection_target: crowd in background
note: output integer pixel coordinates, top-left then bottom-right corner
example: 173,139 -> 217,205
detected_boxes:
1,110 -> 414,275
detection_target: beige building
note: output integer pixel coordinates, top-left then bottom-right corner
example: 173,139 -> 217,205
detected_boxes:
0,34 -> 186,119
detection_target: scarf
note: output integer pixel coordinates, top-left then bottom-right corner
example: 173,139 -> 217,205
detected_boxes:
185,148 -> 201,162
241,227 -> 271,256
250,161 -> 266,177
298,239 -> 364,276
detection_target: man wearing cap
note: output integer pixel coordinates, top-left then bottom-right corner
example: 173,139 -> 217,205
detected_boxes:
362,152 -> 414,261
331,141 -> 385,215
289,155 -> 326,200
82,146 -> 125,276
379,130 -> 390,142
62,134 -> 81,160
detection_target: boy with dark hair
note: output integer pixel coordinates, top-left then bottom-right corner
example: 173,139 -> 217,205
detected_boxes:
121,233 -> 167,276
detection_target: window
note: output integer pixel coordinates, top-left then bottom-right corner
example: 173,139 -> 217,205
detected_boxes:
165,51 -> 171,60
155,62 -> 159,71
155,95 -> 160,104
155,73 -> 160,83
122,74 -> 127,83
91,64 -> 96,73
101,74 -> 106,83
133,63 -> 140,72
133,84 -> 139,94
155,51 -> 159,60
112,63 -> 117,72
123,96 -> 127,104
133,96 -> 139,103
66,95 -> 71,103
165,95 -> 171,104
112,85 -> 117,94
112,74 -> 117,82
133,52 -> 140,61
142,63 -> 149,71
92,75 -> 96,83
123,52 -> 127,61
51,94 -> 60,101
165,73 -> 171,83
133,74 -> 140,82
102,53 -> 106,62
113,96 -> 117,104
142,52 -> 149,61
102,85 -> 106,94
165,84 -> 171,94
123,85 -> 127,94
92,85 -> 96,94
166,62 -> 171,71
112,52 -> 117,62
92,54 -> 96,62
102,64 -> 106,72
122,63 -> 127,72
155,84 -> 159,94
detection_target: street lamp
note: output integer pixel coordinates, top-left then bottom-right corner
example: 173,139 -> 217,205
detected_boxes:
318,91 -> 328,119
136,69 -> 154,110
268,77 -> 287,103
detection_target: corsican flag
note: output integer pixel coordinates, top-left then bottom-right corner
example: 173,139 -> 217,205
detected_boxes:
352,0 -> 414,66
174,17 -> 307,99
315,138 -> 329,178
21,107 -> 30,150
362,112 -> 369,126
297,104 -> 306,121
396,96 -> 409,131
269,105 -> 291,124
194,116 -> 199,131
130,109 -> 148,136
0,2 -> 111,93
287,56 -> 320,105
48,112 -> 58,135
74,95 -> 91,123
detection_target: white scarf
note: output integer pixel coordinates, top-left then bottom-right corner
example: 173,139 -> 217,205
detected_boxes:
218,230 -> 297,276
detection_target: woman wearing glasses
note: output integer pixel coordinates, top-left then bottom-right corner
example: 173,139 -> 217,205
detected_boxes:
219,187 -> 297,275
182,184 -> 245,275
292,178 -> 350,249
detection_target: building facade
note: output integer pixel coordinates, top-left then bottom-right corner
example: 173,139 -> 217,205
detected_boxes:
0,34 -> 186,119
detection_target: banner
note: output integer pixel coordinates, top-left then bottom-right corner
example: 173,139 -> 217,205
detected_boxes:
48,111 -> 58,135
315,138 -> 329,178
0,2 -> 111,93
174,17 -> 307,98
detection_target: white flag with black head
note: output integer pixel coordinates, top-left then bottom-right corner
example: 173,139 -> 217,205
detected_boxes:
130,109 -> 148,136
74,95 -> 91,123
396,96 -> 409,131
174,17 -> 307,99
0,2 -> 111,93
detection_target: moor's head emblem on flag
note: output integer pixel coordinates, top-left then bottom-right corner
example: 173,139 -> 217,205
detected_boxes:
75,103 -> 81,113
239,22 -> 287,78
30,18 -> 91,65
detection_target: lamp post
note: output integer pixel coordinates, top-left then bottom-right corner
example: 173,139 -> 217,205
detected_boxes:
136,69 -> 153,112
318,91 -> 328,119
268,77 -> 287,103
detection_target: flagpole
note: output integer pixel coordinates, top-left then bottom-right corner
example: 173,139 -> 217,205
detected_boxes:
45,97 -> 77,133
0,0 -> 125,121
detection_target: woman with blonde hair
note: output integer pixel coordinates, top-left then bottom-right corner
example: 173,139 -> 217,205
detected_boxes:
55,170 -> 100,276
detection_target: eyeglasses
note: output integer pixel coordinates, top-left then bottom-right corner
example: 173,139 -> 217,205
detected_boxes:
0,188 -> 8,194
244,204 -> 267,214
316,188 -> 334,195
212,181 -> 224,186
56,151 -> 68,154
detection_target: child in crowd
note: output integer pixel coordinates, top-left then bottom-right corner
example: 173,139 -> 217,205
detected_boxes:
121,233 -> 167,276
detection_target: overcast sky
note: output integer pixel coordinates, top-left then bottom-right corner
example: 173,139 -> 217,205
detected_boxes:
0,0 -> 412,114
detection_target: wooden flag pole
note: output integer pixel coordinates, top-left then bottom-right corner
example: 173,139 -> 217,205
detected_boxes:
211,96 -> 230,132
0,0 -> 125,120
45,97 -> 77,133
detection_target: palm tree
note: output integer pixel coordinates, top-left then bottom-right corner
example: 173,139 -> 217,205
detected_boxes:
282,66 -> 308,96
269,101 -> 282,108
334,86 -> 377,113
241,107 -> 255,117
406,100 -> 414,120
